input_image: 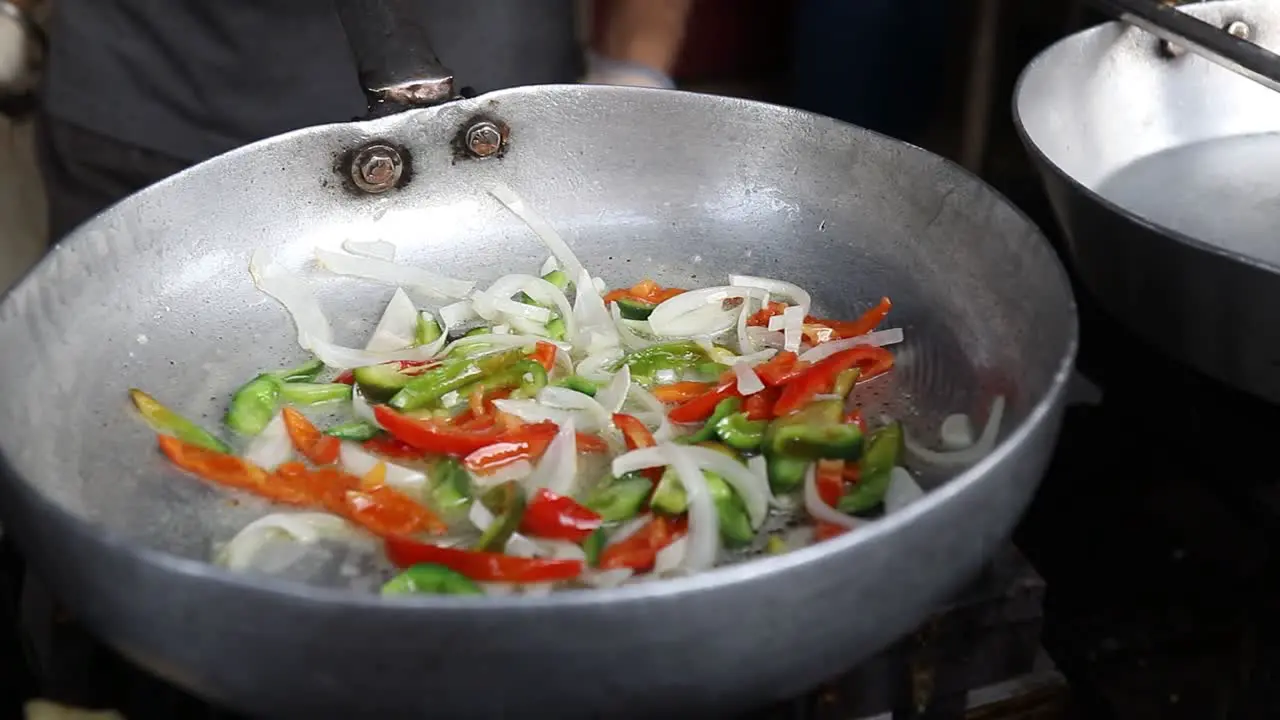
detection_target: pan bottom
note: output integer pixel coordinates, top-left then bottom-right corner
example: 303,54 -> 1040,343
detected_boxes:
1095,132 -> 1280,268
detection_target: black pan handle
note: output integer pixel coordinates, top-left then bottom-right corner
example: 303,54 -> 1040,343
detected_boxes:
333,0 -> 456,115
1089,0 -> 1280,93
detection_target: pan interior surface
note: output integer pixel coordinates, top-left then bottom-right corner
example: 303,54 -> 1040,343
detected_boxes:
1016,0 -> 1280,266
0,85 -> 1074,591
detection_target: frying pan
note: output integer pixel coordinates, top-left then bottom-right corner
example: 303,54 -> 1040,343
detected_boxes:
1016,0 -> 1280,403
0,1 -> 1077,717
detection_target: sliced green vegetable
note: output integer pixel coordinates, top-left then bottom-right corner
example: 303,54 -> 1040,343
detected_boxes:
766,534 -> 788,555
685,397 -> 742,444
353,363 -> 419,403
129,389 -> 230,453
694,361 -> 731,380
650,467 -> 752,546
381,563 -> 483,596
715,412 -> 767,452
267,358 -> 325,384
456,359 -> 548,402
414,313 -> 443,346
583,528 -> 607,567
429,457 -> 472,514
545,316 -> 567,341
613,341 -> 709,383
763,400 -> 862,460
837,421 -> 903,515
555,375 -> 600,397
833,367 -> 862,399
765,454 -> 809,493
390,349 -> 523,411
583,474 -> 652,522
542,269 -> 570,291
278,382 -> 352,406
474,482 -> 526,552
225,375 -> 281,436
616,296 -> 657,320
325,421 -> 381,441
464,327 -> 490,338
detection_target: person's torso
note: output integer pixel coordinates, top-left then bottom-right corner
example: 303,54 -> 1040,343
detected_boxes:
44,0 -> 580,163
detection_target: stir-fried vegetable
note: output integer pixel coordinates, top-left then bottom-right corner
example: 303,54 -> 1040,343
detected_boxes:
135,185 -> 1004,596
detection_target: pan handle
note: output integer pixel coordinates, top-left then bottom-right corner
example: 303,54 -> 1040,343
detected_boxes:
1089,0 -> 1280,94
333,0 -> 456,115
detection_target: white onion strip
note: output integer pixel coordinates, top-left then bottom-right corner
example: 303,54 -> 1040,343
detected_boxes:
491,398 -> 576,425
803,464 -> 859,529
339,442 -> 427,495
781,305 -> 805,353
468,459 -> 535,489
364,287 -> 420,352
249,249 -> 334,349
242,413 -> 293,469
798,328 -> 905,363
648,286 -> 764,338
489,183 -> 585,283
315,248 -> 473,299
681,445 -> 771,528
610,303 -> 654,350
904,395 -> 1006,467
731,362 -> 765,396
730,275 -> 811,317
537,387 -> 611,431
611,444 -> 720,572
342,239 -> 396,262
624,382 -> 674,441
595,365 -> 632,414
216,513 -> 356,571
525,418 -> 578,496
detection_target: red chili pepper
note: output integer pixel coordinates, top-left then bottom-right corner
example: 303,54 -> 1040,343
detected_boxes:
531,341 -> 558,374
334,370 -> 355,385
281,407 -> 340,465
384,536 -> 585,583
651,381 -> 714,404
520,488 -> 603,543
597,515 -> 687,571
667,379 -> 740,424
463,423 -> 609,474
272,462 -> 356,512
743,386 -> 780,421
158,435 -> 273,494
613,412 -> 662,483
817,297 -> 893,340
362,434 -> 429,460
345,484 -> 447,537
374,405 -> 509,456
773,347 -> 894,417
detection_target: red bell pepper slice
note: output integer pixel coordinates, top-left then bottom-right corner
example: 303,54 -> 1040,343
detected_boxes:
334,370 -> 356,385
462,423 -> 609,474
384,536 -> 584,583
746,301 -> 788,327
281,407 -> 340,465
667,379 -> 740,424
743,386 -> 780,421
773,347 -> 895,417
158,434 -> 272,494
519,488 -> 603,543
375,405 -> 508,456
531,341 -> 558,374
817,296 -> 893,340
815,522 -> 848,542
345,484 -> 447,537
613,412 -> 662,483
651,381 -> 714,404
598,515 -> 687,572
362,434 -> 429,460
603,279 -> 685,306
752,351 -> 807,387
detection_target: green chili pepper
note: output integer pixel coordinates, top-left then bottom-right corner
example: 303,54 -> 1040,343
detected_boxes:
475,482 -> 526,552
542,269 -> 570,291
225,375 -> 281,436
582,528 -> 608,567
650,467 -> 753,546
833,367 -> 862,399
415,313 -> 443,346
266,358 -> 325,384
613,341 -> 709,383
390,349 -> 523,411
583,474 -> 652,522
765,454 -> 810,493
429,457 -> 473,514
129,389 -> 230,453
278,382 -> 352,406
325,421 -> 381,441
838,421 -> 903,515
381,563 -> 484,596
763,399 -> 862,460
714,412 -> 767,452
455,359 -> 548,402
683,397 -> 742,445
545,316 -> 567,341
555,375 -> 599,396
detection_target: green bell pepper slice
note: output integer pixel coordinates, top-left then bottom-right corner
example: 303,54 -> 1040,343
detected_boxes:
683,397 -> 742,444
415,313 -> 443,346
838,421 -> 903,515
429,457 -> 473,514
613,341 -> 709,383
266,358 -> 325,384
278,382 -> 352,406
763,399 -> 862,460
554,375 -> 600,397
474,482 -> 526,552
325,421 -> 381,441
390,348 -> 523,411
583,474 -> 652,522
649,466 -> 753,547
715,412 -> 767,452
129,389 -> 230,453
381,563 -> 484,596
225,374 -> 281,436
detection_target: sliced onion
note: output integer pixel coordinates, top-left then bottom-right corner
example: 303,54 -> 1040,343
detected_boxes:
666,445 -> 719,572
468,459 -> 535,489
525,417 -> 578,495
731,362 -> 765,396
904,396 -> 1006,467
576,348 -> 624,382
606,513 -> 653,547
489,183 -> 585,283
468,499 -> 496,531
781,305 -> 805,353
648,286 -> 764,337
539,255 -> 560,276
476,292 -> 552,323
216,512 -> 355,571
315,248 -> 473,299
505,534 -> 541,558
681,445 -> 771,528
803,463 -> 859,529
490,398 -> 576,425
440,333 -> 547,357
884,467 -> 925,513
582,568 -> 633,588
339,442 -> 427,495
351,386 -> 379,427
746,326 -> 786,350
594,365 -> 632,414
653,536 -> 689,576
342,238 -> 396,262
736,294 -> 758,354
738,348 -> 778,367
730,275 -> 811,317
623,383 -> 674,441
308,335 -> 443,371
364,287 -> 419,352
439,299 -> 478,331
610,303 -> 654,350
797,328 -> 906,363
573,268 -> 618,349
533,539 -> 587,562
940,413 -> 975,450
537,386 -> 611,431
242,412 -> 292,469
747,454 -> 786,508
250,248 -> 334,348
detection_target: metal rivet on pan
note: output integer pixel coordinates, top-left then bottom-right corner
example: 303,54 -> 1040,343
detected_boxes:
465,121 -> 503,158
1159,39 -> 1187,58
350,144 -> 403,194
1225,20 -> 1251,40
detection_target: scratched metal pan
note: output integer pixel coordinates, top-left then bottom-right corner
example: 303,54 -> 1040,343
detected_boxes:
0,2 -> 1077,718
1017,0 -> 1280,403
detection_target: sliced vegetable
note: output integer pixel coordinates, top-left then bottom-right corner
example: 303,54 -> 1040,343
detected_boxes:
345,483 -> 447,537
838,421 -> 902,515
267,358 -> 325,383
614,341 -> 708,383
597,515 -> 686,572
531,341 -> 558,374
382,563 -> 484,596
685,397 -> 742,444
582,528 -> 608,567
225,375 -> 281,436
764,400 -> 862,460
281,407 -> 341,465
429,457 -> 473,513
414,313 -> 443,347
278,382 -> 352,406
715,412 -> 767,452
650,467 -> 752,547
375,406 -> 507,456
652,381 -> 714,405
583,474 -> 652,522
555,375 -> 599,396
765,453 -> 810,493
363,434 -> 428,460
615,296 -> 657,320
667,378 -> 739,424
774,347 -> 891,417
385,535 -> 584,583
520,488 -> 603,543
157,435 -> 268,493
325,421 -> 381,441
129,389 -> 230,453
353,362 -> 430,403
475,482 -> 527,552
389,348 -> 523,411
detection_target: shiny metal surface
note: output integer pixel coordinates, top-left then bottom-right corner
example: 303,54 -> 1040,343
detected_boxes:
0,85 -> 1076,718
1016,0 -> 1280,403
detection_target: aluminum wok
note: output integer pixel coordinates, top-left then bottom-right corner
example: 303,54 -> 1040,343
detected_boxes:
0,3 -> 1077,717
